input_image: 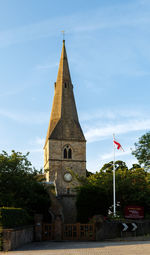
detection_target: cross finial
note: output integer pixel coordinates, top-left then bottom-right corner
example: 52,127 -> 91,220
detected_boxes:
61,30 -> 65,41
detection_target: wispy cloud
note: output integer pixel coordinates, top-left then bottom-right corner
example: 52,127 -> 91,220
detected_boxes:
29,148 -> 43,153
80,109 -> 143,122
0,1 -> 150,48
24,137 -> 44,169
100,149 -> 131,161
0,109 -> 49,125
35,137 -> 45,146
0,85 -> 28,98
73,16 -> 150,33
125,158 -> 138,168
28,137 -> 44,150
85,119 -> 150,143
87,148 -> 138,172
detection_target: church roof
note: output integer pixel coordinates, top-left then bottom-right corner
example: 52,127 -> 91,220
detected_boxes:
44,40 -> 85,147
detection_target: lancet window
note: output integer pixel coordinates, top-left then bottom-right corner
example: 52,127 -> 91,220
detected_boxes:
63,145 -> 72,159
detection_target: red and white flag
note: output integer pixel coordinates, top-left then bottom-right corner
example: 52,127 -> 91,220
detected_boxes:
113,139 -> 124,151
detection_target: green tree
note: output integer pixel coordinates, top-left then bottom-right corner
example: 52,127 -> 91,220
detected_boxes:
76,160 -> 150,222
0,150 -> 50,217
76,162 -> 115,222
132,131 -> 150,170
76,182 -> 110,223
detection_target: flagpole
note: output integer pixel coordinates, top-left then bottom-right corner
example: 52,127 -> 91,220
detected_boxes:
113,133 -> 116,216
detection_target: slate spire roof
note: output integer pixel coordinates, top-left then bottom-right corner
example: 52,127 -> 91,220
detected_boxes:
44,40 -> 85,147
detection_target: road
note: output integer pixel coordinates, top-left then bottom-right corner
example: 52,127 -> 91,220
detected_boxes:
1,241 -> 150,255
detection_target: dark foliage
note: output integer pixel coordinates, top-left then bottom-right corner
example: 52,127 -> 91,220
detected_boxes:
76,160 -> 150,221
0,207 -> 31,228
0,151 -> 50,218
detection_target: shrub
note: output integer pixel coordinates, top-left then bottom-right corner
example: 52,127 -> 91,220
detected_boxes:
0,207 -> 31,228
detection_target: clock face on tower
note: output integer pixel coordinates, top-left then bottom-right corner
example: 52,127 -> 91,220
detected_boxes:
64,172 -> 72,182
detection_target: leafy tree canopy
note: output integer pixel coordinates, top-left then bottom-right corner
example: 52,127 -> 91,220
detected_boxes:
76,160 -> 150,222
132,131 -> 150,170
0,150 -> 50,217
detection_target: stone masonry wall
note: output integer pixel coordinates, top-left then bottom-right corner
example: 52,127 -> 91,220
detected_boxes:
2,226 -> 33,251
45,139 -> 86,195
59,195 -> 77,223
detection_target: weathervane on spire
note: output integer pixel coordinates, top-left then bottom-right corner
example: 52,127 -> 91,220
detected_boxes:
61,30 -> 65,41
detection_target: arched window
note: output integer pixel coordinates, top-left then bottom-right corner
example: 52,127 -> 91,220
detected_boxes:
68,148 -> 72,159
64,82 -> 67,88
63,145 -> 72,159
64,148 -> 67,159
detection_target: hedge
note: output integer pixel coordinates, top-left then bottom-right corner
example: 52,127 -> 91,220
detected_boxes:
0,226 -> 2,251
0,207 -> 31,228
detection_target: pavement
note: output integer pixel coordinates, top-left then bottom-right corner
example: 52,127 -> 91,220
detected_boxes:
1,241 -> 150,255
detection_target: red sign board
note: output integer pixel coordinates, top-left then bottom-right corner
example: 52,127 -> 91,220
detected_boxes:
124,205 -> 144,219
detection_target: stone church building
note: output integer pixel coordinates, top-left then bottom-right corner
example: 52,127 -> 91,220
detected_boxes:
44,40 -> 86,222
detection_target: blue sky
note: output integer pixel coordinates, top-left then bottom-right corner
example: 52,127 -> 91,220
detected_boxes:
0,0 -> 150,172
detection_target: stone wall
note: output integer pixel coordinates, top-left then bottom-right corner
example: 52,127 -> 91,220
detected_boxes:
96,220 -> 150,240
2,225 -> 33,251
59,195 -> 77,223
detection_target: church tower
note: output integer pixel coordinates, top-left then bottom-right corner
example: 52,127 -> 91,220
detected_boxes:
44,40 -> 86,198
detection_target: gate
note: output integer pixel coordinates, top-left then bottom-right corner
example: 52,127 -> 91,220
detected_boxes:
42,223 -> 55,240
42,223 -> 95,241
63,223 -> 95,241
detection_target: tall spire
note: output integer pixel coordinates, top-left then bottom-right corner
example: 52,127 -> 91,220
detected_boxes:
56,40 -> 71,84
44,41 -> 85,147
